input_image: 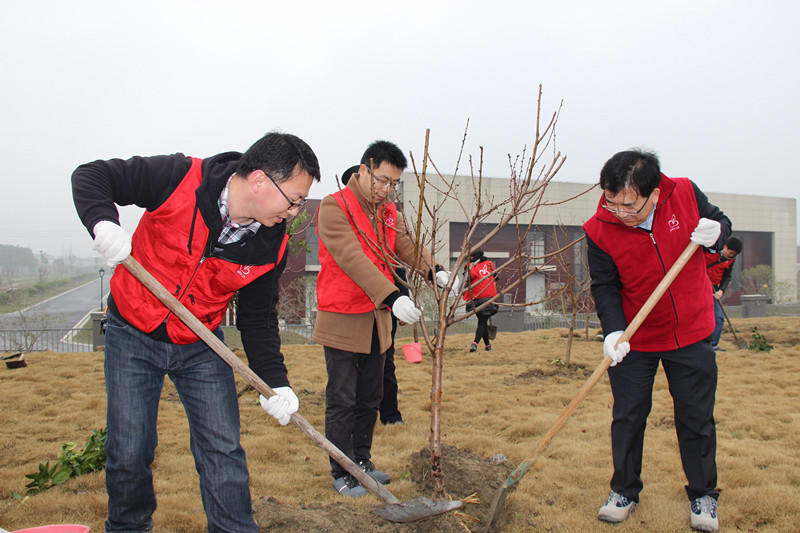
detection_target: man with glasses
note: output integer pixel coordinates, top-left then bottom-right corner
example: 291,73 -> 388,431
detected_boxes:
313,140 -> 456,497
72,132 -> 320,533
582,149 -> 731,532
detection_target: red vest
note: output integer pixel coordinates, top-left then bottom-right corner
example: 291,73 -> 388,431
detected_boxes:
316,187 -> 397,313
111,157 -> 288,344
463,260 -> 498,300
583,175 -> 714,352
705,251 -> 734,286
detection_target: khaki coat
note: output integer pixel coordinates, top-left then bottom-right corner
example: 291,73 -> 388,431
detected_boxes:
311,177 -> 436,354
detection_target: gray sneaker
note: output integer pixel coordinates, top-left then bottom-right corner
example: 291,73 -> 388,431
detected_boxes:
690,495 -> 719,532
332,474 -> 367,498
598,491 -> 637,523
358,459 -> 391,485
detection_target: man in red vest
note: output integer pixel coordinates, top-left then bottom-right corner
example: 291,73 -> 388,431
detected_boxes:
583,149 -> 731,532
313,140 -> 456,497
72,132 -> 320,533
705,237 -> 742,351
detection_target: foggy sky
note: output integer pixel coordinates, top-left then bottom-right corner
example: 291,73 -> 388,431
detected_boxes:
2,0 -> 798,258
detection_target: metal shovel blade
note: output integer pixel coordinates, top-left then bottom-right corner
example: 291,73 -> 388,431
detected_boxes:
373,497 -> 463,523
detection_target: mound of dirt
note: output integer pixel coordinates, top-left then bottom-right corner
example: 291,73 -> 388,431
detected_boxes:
252,445 -> 514,532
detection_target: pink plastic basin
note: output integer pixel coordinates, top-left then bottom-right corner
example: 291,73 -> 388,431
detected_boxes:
13,526 -> 90,533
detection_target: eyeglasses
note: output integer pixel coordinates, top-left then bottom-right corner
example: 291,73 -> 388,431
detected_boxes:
367,168 -> 400,191
266,174 -> 307,211
602,193 -> 651,217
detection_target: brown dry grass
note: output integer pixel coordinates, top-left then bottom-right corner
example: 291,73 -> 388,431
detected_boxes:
1,316 -> 799,532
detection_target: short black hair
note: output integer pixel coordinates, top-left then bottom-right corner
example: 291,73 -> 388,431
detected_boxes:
361,140 -> 407,171
340,165 -> 359,185
469,249 -> 485,262
599,148 -> 661,198
726,236 -> 743,253
236,132 -> 321,183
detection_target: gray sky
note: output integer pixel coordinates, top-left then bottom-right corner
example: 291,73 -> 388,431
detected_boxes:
2,0 -> 798,258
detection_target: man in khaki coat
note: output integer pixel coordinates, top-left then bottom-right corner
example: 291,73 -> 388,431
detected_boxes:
312,140 -> 455,497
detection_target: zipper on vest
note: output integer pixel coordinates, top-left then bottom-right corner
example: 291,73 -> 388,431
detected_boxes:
189,294 -> 195,305
174,284 -> 181,296
648,231 -> 681,348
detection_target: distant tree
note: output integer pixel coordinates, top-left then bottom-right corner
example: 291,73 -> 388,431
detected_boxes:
38,251 -> 50,283
741,265 -> 773,299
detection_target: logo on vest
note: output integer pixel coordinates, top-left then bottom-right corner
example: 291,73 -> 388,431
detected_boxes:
236,265 -> 252,279
479,264 -> 492,277
384,213 -> 395,227
668,214 -> 680,232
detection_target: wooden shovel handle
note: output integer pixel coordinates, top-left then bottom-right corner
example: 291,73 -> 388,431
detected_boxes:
120,256 -> 401,505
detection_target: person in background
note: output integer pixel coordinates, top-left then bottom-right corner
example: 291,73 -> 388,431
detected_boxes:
582,148 -> 731,533
341,164 -> 406,426
72,132 -> 319,533
464,249 -> 499,352
705,236 -> 742,351
313,142 -> 456,497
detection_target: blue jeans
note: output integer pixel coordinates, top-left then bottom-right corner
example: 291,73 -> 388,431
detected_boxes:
711,298 -> 724,347
103,311 -> 258,533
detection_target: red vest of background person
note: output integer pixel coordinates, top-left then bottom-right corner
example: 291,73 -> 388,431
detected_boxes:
704,250 -> 735,286
464,259 -> 498,300
111,157 -> 287,343
582,175 -> 714,352
316,186 -> 397,314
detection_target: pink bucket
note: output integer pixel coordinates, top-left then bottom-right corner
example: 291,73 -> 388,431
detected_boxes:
402,342 -> 422,363
12,526 -> 90,533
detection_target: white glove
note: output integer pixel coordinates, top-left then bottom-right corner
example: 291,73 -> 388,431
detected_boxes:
392,295 -> 422,324
603,330 -> 630,367
259,386 -> 299,425
690,218 -> 721,247
92,221 -> 132,266
435,270 -> 459,289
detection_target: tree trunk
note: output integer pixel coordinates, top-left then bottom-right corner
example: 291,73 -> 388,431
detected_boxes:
429,314 -> 448,498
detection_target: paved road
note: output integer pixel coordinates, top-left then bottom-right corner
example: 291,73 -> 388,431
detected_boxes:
1,278 -> 106,330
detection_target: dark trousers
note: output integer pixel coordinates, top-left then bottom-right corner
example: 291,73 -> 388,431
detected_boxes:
473,314 -> 490,345
607,338 -> 719,503
324,326 -> 385,478
379,315 -> 403,424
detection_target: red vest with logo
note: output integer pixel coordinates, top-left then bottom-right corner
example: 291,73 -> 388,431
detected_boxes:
463,260 -> 498,300
111,157 -> 288,344
582,175 -> 714,352
316,187 -> 397,314
705,251 -> 735,286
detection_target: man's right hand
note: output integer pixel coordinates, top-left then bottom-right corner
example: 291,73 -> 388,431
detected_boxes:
391,295 -> 422,324
92,221 -> 131,266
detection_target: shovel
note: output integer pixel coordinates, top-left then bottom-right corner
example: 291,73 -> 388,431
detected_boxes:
119,256 -> 462,523
484,242 -> 700,532
3,352 -> 26,369
719,300 -> 749,349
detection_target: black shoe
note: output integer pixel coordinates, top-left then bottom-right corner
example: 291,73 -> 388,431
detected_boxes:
485,344 -> 492,351
469,342 -> 478,352
357,459 -> 390,485
332,474 -> 367,498
382,419 -> 405,426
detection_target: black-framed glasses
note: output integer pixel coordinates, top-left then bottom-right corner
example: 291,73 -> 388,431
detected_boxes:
367,168 -> 400,191
266,174 -> 307,210
602,193 -> 651,217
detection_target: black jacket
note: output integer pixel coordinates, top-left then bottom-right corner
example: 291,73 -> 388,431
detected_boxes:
72,153 -> 290,388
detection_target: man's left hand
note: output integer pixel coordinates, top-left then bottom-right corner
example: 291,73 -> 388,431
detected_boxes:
691,218 -> 721,247
259,387 -> 299,425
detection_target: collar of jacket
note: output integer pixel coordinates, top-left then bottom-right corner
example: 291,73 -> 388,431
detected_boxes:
194,153 -> 287,265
